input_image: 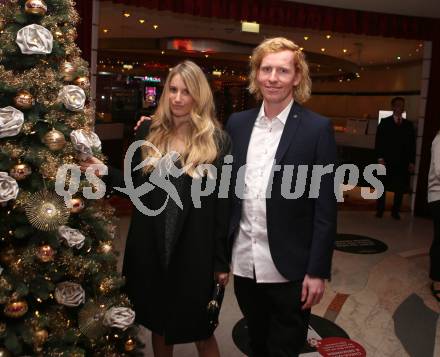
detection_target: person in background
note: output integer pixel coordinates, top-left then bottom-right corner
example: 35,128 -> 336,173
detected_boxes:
375,97 -> 416,220
428,131 -> 440,302
82,61 -> 230,357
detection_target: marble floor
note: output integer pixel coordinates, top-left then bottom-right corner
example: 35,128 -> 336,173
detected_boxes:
114,210 -> 439,357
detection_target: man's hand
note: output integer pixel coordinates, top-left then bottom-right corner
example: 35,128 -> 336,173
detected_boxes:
301,274 -> 325,310
215,272 -> 229,286
134,116 -> 151,132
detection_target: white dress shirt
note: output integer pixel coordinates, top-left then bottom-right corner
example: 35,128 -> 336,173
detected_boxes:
231,100 -> 293,283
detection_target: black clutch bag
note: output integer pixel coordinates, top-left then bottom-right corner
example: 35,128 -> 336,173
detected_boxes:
207,282 -> 225,332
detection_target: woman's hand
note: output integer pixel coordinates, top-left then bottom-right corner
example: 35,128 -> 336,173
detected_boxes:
215,272 -> 229,287
134,116 -> 151,132
79,156 -> 106,176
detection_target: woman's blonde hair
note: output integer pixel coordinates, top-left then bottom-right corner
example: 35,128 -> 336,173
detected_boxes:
248,37 -> 312,104
142,60 -> 220,177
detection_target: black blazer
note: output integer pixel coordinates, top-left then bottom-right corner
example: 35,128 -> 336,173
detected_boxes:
226,102 -> 337,281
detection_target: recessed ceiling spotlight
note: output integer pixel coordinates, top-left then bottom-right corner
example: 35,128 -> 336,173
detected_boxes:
320,48 -> 325,52
326,35 -> 331,39
139,19 -> 145,24
123,11 -> 130,17
304,36 -> 309,40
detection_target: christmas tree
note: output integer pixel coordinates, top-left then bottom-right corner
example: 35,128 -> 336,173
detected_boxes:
0,1 -> 140,355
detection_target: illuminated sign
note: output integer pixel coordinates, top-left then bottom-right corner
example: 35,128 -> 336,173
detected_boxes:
144,76 -> 161,83
133,76 -> 162,83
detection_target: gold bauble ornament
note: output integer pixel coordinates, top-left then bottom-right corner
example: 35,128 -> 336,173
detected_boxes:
42,129 -> 66,151
0,348 -> 12,357
24,0 -> 47,16
10,163 -> 32,181
25,190 -> 70,231
73,76 -> 90,89
124,337 -> 136,352
0,246 -> 15,266
60,61 -> 76,82
33,328 -> 49,345
69,197 -> 85,213
13,90 -> 35,110
4,299 -> 28,318
36,244 -> 55,263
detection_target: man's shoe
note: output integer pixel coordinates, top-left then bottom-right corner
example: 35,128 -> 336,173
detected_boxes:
391,212 -> 401,220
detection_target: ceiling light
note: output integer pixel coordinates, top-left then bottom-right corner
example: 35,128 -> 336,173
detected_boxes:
397,56 -> 401,60
139,19 -> 145,24
161,51 -> 165,55
409,53 -> 412,57
342,48 -> 347,53
320,48 -> 325,52
300,47 -> 304,51
123,12 -> 130,18
153,24 -> 158,30
103,29 -> 109,33
241,21 -> 260,33
415,48 -> 419,52
205,54 -> 209,58
326,35 -> 331,39
419,43 -> 423,47
304,36 -> 309,40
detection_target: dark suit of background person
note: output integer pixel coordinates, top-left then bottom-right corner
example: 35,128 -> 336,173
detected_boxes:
428,132 -> 440,301
101,121 -> 231,344
375,97 -> 416,219
226,101 -> 337,355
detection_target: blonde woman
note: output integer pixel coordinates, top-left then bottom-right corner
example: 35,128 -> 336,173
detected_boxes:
81,61 -> 230,357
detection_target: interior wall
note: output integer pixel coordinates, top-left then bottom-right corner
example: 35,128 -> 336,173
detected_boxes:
307,62 -> 422,121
